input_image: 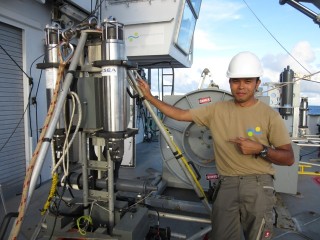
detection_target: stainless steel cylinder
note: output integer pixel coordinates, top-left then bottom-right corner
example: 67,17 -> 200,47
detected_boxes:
44,24 -> 65,129
45,25 -> 59,63
299,97 -> 309,128
45,25 -> 59,94
100,20 -> 127,132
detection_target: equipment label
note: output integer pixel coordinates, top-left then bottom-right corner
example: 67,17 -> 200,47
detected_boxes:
102,66 -> 117,77
46,68 -> 55,89
198,97 -> 211,104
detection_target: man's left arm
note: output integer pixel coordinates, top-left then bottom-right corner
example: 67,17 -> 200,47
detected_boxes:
257,143 -> 294,166
229,137 -> 294,166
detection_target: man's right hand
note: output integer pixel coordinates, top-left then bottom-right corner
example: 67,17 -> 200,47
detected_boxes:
136,79 -> 193,122
137,79 -> 152,100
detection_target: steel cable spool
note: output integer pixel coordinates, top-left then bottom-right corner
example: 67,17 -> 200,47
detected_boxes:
160,88 -> 233,189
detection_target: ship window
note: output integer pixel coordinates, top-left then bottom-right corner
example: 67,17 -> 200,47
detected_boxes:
190,0 -> 201,17
175,0 -> 201,55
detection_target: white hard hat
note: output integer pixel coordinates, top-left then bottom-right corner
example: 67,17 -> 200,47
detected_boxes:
226,51 -> 263,78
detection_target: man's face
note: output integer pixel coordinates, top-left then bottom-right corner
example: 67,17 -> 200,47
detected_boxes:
229,78 -> 260,106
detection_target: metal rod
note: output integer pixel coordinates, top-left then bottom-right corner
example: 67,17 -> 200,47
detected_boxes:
148,210 -> 210,223
293,139 -> 320,142
297,143 -> 320,147
127,70 -> 212,214
27,31 -> 89,205
107,150 -> 115,232
0,184 -> 7,215
304,135 -> 320,138
115,178 -> 157,193
171,232 -> 187,239
145,196 -> 209,215
281,0 -> 319,23
299,161 -> 320,167
81,132 -> 89,216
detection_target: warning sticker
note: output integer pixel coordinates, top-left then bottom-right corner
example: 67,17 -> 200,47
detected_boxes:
199,97 -> 211,104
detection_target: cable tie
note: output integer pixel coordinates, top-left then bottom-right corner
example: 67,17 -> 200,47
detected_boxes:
67,70 -> 76,77
42,138 -> 52,142
28,77 -> 33,86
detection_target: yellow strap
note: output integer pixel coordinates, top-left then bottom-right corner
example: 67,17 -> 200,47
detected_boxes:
166,128 -> 207,199
41,173 -> 59,215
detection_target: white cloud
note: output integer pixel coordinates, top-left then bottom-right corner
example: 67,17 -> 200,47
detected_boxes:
193,29 -> 219,51
172,39 -> 320,105
193,28 -> 239,52
259,41 -> 320,105
174,56 -> 231,94
199,1 -> 244,22
291,41 -> 316,64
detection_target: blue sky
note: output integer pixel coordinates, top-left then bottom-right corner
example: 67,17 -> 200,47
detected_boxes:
72,0 -> 320,105
173,0 -> 320,105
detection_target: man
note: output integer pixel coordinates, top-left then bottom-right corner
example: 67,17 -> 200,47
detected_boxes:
138,51 -> 294,240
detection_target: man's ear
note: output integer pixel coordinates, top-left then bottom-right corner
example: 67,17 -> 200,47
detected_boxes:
256,78 -> 261,89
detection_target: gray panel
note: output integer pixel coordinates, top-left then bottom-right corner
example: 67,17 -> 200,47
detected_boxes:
113,207 -> 150,240
77,77 -> 103,129
0,21 -> 25,197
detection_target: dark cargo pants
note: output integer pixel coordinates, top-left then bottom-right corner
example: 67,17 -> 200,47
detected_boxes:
210,174 -> 275,240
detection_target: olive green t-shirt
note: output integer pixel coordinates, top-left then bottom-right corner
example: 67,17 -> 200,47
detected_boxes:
190,99 -> 290,176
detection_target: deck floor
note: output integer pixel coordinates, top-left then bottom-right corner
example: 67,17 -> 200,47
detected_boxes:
1,141 -> 320,239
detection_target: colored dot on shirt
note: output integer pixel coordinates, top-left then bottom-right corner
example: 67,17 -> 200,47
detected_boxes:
255,127 -> 261,133
247,131 -> 253,137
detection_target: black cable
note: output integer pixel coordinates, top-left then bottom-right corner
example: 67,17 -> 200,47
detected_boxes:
0,44 -> 34,140
29,54 -> 45,139
76,0 -> 106,25
0,102 -> 29,153
0,44 -> 45,154
28,84 -> 34,138
34,67 -> 44,142
299,148 -> 319,160
49,183 -> 67,240
143,204 -> 161,239
7,50 -> 45,193
140,107 -> 152,142
127,87 -> 139,99
28,54 -> 46,189
242,0 -> 312,74
0,44 -> 32,79
140,61 -> 173,67
29,53 -> 45,78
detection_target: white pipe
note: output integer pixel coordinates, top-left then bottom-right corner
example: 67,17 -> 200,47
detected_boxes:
299,161 -> 320,167
107,150 -> 115,231
148,210 -> 210,224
